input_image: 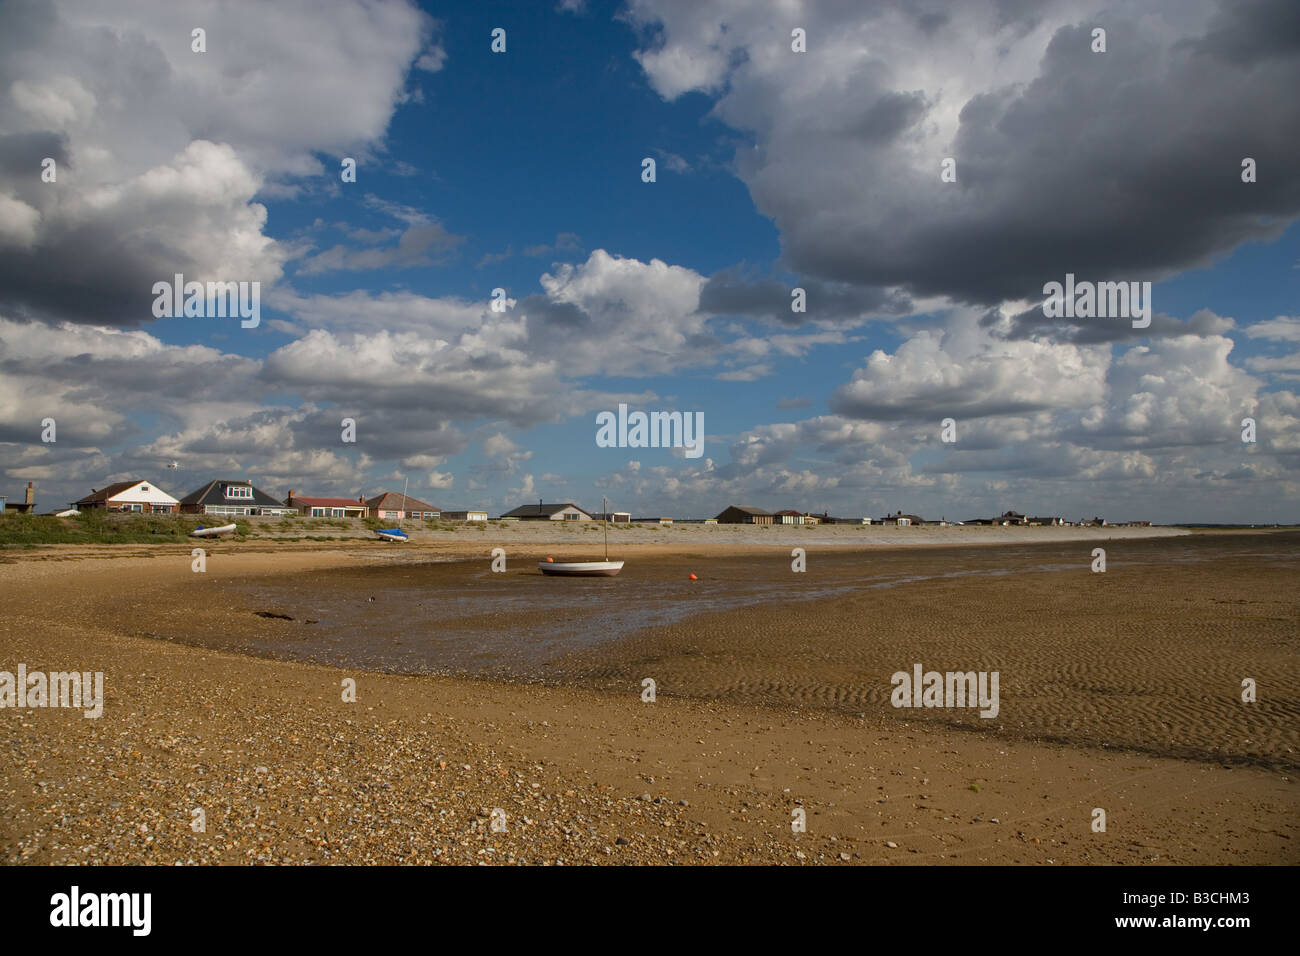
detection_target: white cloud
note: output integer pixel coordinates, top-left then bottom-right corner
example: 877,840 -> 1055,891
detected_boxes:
1243,316 -> 1300,342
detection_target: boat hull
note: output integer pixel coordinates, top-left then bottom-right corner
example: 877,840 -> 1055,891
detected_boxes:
538,560 -> 624,576
375,529 -> 408,542
190,523 -> 237,537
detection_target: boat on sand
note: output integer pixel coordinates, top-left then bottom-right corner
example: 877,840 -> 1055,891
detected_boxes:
538,496 -> 623,576
538,559 -> 623,576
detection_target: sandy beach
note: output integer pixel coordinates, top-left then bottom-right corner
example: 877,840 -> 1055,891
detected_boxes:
1,525 -> 1296,865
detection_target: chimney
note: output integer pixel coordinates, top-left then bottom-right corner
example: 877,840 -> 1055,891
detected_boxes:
358,495 -> 364,504
287,490 -> 295,504
26,482 -> 34,505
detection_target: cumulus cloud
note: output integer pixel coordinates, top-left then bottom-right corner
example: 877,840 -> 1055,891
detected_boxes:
831,323 -> 1109,421
0,0 -> 439,324
627,0 -> 1300,306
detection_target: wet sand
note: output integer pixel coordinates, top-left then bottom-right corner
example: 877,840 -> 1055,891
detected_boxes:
1,528 -> 1296,865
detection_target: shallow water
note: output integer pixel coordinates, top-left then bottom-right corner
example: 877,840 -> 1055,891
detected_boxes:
213,534 -> 1289,679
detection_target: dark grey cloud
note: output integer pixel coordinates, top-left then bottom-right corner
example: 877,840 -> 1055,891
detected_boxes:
991,306 -> 1236,344
699,269 -> 912,327
284,407 -> 466,461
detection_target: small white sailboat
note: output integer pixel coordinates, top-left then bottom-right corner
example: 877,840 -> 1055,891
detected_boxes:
539,496 -> 624,576
538,560 -> 624,576
190,523 -> 237,538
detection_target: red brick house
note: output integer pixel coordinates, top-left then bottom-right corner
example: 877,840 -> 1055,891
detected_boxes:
285,492 -> 368,518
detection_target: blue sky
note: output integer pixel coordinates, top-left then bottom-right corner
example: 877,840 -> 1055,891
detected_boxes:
1,0 -> 1298,520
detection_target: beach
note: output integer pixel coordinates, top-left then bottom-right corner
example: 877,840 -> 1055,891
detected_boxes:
1,525 -> 1296,865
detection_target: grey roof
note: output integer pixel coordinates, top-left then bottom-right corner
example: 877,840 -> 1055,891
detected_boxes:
179,479 -> 286,508
501,502 -> 590,518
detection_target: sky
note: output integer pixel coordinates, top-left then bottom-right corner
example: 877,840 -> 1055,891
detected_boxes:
0,0 -> 1297,522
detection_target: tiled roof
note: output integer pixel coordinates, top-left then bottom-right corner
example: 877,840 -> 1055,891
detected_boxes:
364,492 -> 440,512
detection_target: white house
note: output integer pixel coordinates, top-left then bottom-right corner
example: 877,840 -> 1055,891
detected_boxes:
74,479 -> 180,514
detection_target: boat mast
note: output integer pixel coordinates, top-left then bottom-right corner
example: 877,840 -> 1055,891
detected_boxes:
400,475 -> 409,529
603,495 -> 608,561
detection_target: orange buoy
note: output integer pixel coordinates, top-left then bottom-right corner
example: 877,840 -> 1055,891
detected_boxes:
688,573 -> 698,580
546,556 -> 554,562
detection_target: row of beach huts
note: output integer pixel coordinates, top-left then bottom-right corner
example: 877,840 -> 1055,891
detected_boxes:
0,479 -> 1149,528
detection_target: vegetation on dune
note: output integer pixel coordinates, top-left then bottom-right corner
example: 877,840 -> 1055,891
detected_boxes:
0,512 -> 251,546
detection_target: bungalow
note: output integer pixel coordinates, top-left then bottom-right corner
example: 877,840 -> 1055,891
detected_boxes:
286,491 -> 368,519
880,511 -> 923,526
715,505 -> 774,525
774,510 -> 805,525
592,511 -> 632,523
2,482 -> 37,514
999,511 -> 1028,526
180,479 -> 294,516
501,502 -> 592,521
365,491 -> 440,521
808,513 -> 868,525
443,510 -> 488,522
74,479 -> 179,514
1029,516 -> 1066,526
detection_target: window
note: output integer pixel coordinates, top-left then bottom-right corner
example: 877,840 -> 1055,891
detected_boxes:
311,507 -> 327,517
331,508 -> 345,517
225,485 -> 252,499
